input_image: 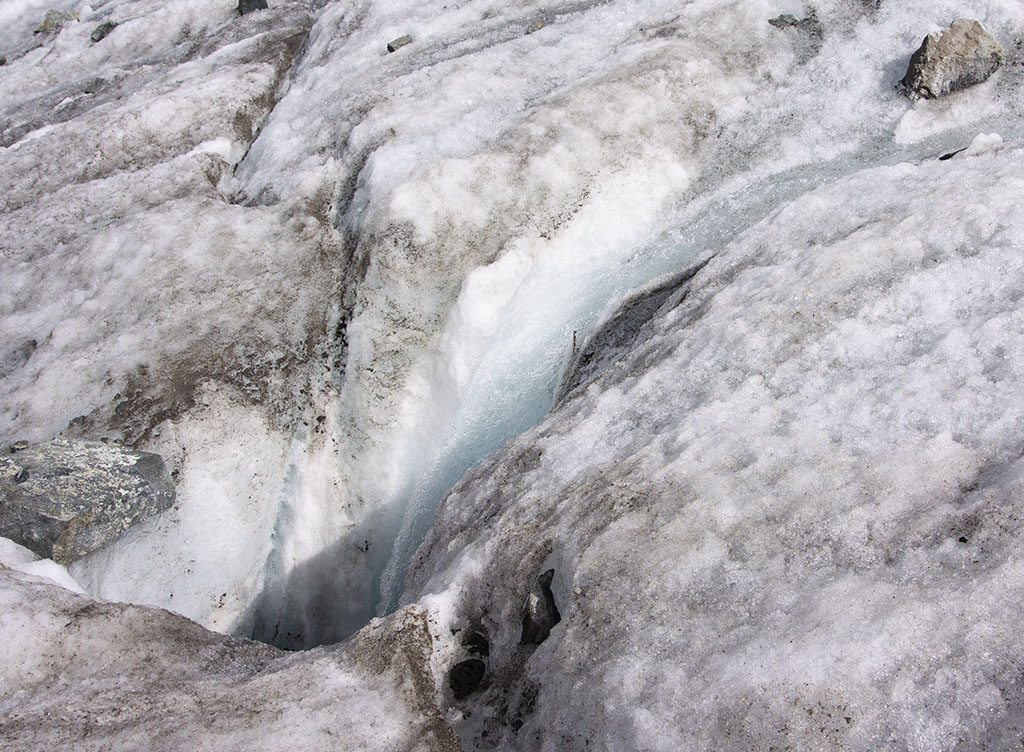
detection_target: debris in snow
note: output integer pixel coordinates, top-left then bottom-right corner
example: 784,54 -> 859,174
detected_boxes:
449,658 -> 486,699
90,20 -> 118,43
237,0 -> 268,16
768,14 -> 801,28
902,19 -> 1004,99
34,9 -> 77,35
81,77 -> 106,94
521,569 -> 561,644
0,439 -> 174,564
387,34 -> 413,53
527,20 -> 545,34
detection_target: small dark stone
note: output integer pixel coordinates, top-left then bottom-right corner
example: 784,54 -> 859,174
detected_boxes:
82,78 -> 106,94
10,440 -> 29,452
464,630 -> 490,656
90,20 -> 117,43
14,468 -> 29,483
237,0 -> 268,16
0,56 -> 7,66
521,569 -> 561,645
939,148 -> 966,161
387,34 -> 412,53
449,658 -> 485,699
959,536 -> 968,543
769,14 -> 800,28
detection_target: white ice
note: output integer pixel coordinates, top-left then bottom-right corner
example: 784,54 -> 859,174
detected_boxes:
0,536 -> 85,593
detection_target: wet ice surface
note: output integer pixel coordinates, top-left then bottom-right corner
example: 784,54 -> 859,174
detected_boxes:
3,0 -> 1024,747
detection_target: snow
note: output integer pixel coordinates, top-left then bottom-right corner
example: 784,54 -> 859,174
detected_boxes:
0,537 -> 86,593
3,0 -> 1024,746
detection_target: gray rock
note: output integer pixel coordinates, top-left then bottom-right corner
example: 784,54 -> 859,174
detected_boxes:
34,9 -> 77,35
0,439 -> 174,563
387,34 -> 412,53
520,568 -> 561,645
237,0 -> 268,16
768,14 -> 801,28
82,77 -> 106,94
90,20 -> 117,43
902,19 -> 1004,99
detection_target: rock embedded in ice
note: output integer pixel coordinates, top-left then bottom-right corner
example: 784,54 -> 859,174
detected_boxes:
449,658 -> 486,699
464,630 -> 490,656
89,20 -> 117,44
0,440 -> 174,564
387,34 -> 413,53
520,569 -> 560,645
237,0 -> 268,16
902,19 -> 1004,99
768,14 -> 801,28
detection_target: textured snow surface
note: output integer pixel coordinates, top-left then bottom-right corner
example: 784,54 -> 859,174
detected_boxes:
0,0 -> 336,636
3,0 -> 1024,747
0,564 -> 459,751
405,145 -> 1024,750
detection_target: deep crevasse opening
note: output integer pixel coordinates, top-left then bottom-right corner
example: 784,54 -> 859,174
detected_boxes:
252,130 -> 1021,650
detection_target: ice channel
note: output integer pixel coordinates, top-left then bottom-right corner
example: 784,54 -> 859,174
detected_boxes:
373,130 -> 1016,618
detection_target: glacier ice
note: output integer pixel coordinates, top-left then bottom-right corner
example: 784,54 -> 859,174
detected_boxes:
3,0 -> 1024,747
405,142 -> 1024,750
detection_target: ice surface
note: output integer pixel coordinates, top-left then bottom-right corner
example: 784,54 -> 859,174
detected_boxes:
0,565 -> 454,750
4,0 -> 1024,746
0,536 -> 86,592
233,0 -> 1024,636
404,144 -> 1024,749
0,0 -> 336,637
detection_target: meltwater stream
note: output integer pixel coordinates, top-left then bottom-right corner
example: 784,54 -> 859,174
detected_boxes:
249,127 -> 1022,650
373,131 -> 1008,616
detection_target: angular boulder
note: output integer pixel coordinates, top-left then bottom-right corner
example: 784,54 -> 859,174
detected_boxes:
0,439 -> 174,564
902,19 -> 1004,99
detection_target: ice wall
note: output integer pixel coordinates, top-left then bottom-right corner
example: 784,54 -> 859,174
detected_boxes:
404,140 -> 1024,751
